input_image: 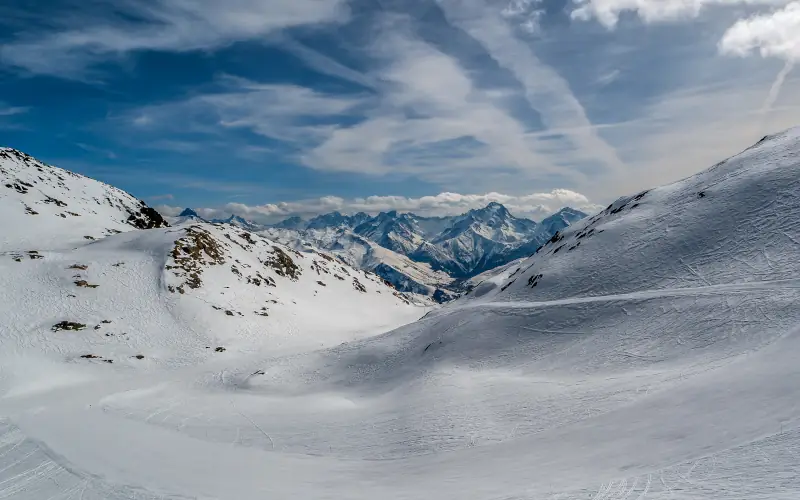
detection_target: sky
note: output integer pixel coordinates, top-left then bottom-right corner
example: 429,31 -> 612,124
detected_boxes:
1,0 -> 799,223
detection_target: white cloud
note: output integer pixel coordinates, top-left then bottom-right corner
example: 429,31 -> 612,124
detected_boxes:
0,0 -> 348,77
272,35 -> 377,89
596,69 -> 621,86
0,105 -> 29,116
571,0 -> 793,29
719,1 -> 800,61
158,189 -> 601,224
127,77 -> 365,144
501,0 -> 545,33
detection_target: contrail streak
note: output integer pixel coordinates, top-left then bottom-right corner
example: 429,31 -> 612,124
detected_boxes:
758,60 -> 795,135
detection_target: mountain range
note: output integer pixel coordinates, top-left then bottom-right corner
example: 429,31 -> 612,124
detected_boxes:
177,202 -> 586,301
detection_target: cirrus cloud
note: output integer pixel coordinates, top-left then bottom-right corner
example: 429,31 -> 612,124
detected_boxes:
570,0 -> 793,28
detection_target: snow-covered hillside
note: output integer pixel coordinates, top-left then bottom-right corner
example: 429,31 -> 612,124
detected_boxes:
0,147 -> 168,251
263,226 -> 455,300
0,147 -> 424,364
2,129 -> 800,500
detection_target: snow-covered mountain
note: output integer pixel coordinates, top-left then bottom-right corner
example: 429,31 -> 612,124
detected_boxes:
3,130 -> 799,500
264,226 -> 457,301
210,213 -> 263,232
0,147 -> 424,361
409,202 -> 582,277
268,203 -> 587,290
305,211 -> 371,230
175,201 -> 585,299
0,147 -> 168,250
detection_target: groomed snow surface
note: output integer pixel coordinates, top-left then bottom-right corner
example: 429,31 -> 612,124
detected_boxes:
2,129 -> 800,499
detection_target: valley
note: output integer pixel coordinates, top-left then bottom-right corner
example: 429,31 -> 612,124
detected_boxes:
1,129 -> 800,499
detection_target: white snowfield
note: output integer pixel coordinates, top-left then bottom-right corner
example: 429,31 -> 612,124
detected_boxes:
1,128 -> 800,499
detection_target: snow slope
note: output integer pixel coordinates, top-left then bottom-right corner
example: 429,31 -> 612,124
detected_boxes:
0,147 -> 168,251
2,129 -> 800,500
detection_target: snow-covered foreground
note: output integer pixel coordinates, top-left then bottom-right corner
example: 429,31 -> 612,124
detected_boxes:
2,129 -> 800,499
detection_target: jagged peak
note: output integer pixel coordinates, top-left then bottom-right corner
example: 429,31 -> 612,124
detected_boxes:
179,207 -> 199,217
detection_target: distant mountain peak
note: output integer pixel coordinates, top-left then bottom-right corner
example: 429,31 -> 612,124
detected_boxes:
178,208 -> 199,217
472,202 -> 510,216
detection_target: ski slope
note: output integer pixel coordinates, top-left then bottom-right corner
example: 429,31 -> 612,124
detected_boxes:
2,129 -> 800,499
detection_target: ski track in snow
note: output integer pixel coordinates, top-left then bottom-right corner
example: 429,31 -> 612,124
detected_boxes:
2,130 -> 800,499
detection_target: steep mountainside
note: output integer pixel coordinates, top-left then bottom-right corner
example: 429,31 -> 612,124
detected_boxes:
0,147 -> 168,251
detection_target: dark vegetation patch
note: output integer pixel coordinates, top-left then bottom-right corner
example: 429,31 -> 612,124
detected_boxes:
262,246 -> 301,280
352,277 -> 367,293
246,271 -> 275,287
74,280 -> 99,288
315,251 -> 335,262
527,273 -> 543,288
500,279 -> 516,292
53,321 -> 86,331
166,227 -> 226,293
392,291 -> 412,305
43,195 -> 67,207
238,232 -> 256,246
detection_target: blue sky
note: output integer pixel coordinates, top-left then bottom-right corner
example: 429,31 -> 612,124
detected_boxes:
1,0 -> 798,222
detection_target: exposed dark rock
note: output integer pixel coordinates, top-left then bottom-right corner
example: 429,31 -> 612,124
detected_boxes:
263,246 -> 301,280
127,206 -> 169,230
52,321 -> 87,332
